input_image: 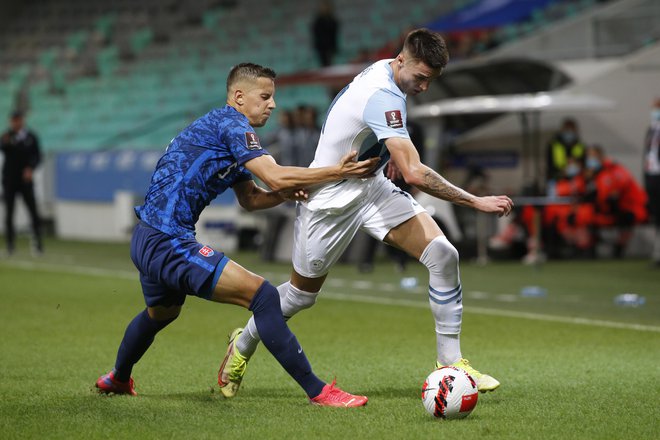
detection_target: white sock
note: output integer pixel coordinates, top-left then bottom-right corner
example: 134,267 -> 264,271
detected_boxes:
236,316 -> 260,358
235,282 -> 318,358
437,333 -> 461,365
419,236 -> 463,365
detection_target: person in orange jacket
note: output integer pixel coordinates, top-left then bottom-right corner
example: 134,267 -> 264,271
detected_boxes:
583,145 -> 648,257
521,146 -> 648,259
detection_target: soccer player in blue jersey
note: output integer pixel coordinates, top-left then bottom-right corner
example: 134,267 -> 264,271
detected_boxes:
95,63 -> 378,407
222,29 -> 514,397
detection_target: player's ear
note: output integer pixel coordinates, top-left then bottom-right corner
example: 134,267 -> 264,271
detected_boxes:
233,88 -> 244,106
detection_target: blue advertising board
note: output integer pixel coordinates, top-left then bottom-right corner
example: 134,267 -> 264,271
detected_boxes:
55,150 -> 236,205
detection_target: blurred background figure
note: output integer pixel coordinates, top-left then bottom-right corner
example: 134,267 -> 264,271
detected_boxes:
311,0 -> 339,67
1,111 -> 43,256
502,144 -> 648,261
292,105 -> 321,167
643,98 -> 660,267
546,117 -> 586,190
266,110 -> 296,166
582,145 -> 647,258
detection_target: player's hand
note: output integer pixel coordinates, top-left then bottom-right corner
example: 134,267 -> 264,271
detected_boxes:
337,151 -> 379,178
22,167 -> 33,183
279,188 -> 309,202
386,161 -> 402,181
476,195 -> 514,217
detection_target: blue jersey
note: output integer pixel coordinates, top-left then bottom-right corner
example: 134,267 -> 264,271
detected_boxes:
136,105 -> 268,238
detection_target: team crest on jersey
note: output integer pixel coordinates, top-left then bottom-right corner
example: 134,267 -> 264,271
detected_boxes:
385,110 -> 403,129
199,245 -> 215,257
245,132 -> 262,150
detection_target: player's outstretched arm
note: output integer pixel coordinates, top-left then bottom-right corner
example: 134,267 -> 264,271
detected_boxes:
232,180 -> 308,212
385,137 -> 513,217
244,152 -> 379,192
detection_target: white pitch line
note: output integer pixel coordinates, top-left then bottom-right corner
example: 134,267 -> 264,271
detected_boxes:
0,259 -> 137,280
321,291 -> 660,333
3,259 -> 659,333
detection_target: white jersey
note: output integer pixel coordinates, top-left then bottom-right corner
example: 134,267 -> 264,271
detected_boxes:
305,59 -> 410,212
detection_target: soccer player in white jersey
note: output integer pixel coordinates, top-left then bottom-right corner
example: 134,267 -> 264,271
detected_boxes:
218,29 -> 514,398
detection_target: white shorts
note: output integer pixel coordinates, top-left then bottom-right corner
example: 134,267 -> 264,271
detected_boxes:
292,178 -> 426,277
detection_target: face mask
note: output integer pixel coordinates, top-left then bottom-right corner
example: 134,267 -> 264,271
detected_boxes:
651,109 -> 660,123
560,131 -> 576,144
586,157 -> 601,170
565,163 -> 580,178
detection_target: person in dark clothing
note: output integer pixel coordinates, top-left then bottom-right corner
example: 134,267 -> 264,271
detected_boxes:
643,98 -> 660,266
1,111 -> 43,255
311,1 -> 339,67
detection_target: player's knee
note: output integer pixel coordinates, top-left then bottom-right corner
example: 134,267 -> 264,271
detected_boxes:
280,284 -> 319,318
420,236 -> 459,275
148,305 -> 182,322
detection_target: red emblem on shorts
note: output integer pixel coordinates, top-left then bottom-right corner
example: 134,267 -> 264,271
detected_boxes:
199,245 -> 215,257
245,132 -> 262,150
385,110 -> 404,129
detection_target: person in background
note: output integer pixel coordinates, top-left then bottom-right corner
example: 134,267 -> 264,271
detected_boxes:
643,98 -> 660,266
583,145 -> 647,258
0,110 -> 43,256
519,146 -> 647,260
311,0 -> 339,67
292,105 -> 321,167
546,118 -> 586,187
265,109 -> 296,166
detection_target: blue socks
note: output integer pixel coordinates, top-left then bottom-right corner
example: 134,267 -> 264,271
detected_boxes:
114,309 -> 175,382
112,282 -> 325,398
250,281 -> 325,398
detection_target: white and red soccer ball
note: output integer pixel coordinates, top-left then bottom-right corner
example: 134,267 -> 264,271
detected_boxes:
421,366 -> 479,419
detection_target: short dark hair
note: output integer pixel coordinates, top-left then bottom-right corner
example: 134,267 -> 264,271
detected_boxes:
226,63 -> 276,93
402,28 -> 449,70
561,117 -> 578,130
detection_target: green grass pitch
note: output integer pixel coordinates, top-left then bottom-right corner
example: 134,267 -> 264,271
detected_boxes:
0,238 -> 658,439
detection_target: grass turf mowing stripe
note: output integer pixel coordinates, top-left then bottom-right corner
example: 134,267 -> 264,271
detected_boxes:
2,258 -> 658,333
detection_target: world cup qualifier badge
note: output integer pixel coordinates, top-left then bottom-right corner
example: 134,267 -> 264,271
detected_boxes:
199,245 -> 215,257
385,110 -> 404,129
245,132 -> 262,150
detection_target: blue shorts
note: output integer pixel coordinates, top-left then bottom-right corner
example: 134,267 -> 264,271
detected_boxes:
130,222 -> 230,307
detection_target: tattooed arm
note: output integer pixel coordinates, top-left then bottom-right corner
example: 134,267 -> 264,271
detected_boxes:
385,137 -> 513,216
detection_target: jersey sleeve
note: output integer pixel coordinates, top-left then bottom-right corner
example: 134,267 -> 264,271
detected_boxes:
230,170 -> 253,187
223,120 -> 270,166
363,89 -> 410,141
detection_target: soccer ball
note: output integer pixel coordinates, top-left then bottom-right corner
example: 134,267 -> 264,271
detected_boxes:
421,366 -> 478,419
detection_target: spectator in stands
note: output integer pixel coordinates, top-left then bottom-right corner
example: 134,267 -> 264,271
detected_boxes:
311,0 -> 339,67
0,111 -> 43,256
266,110 -> 296,165
643,98 -> 660,266
546,117 -> 586,188
292,105 -> 321,167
